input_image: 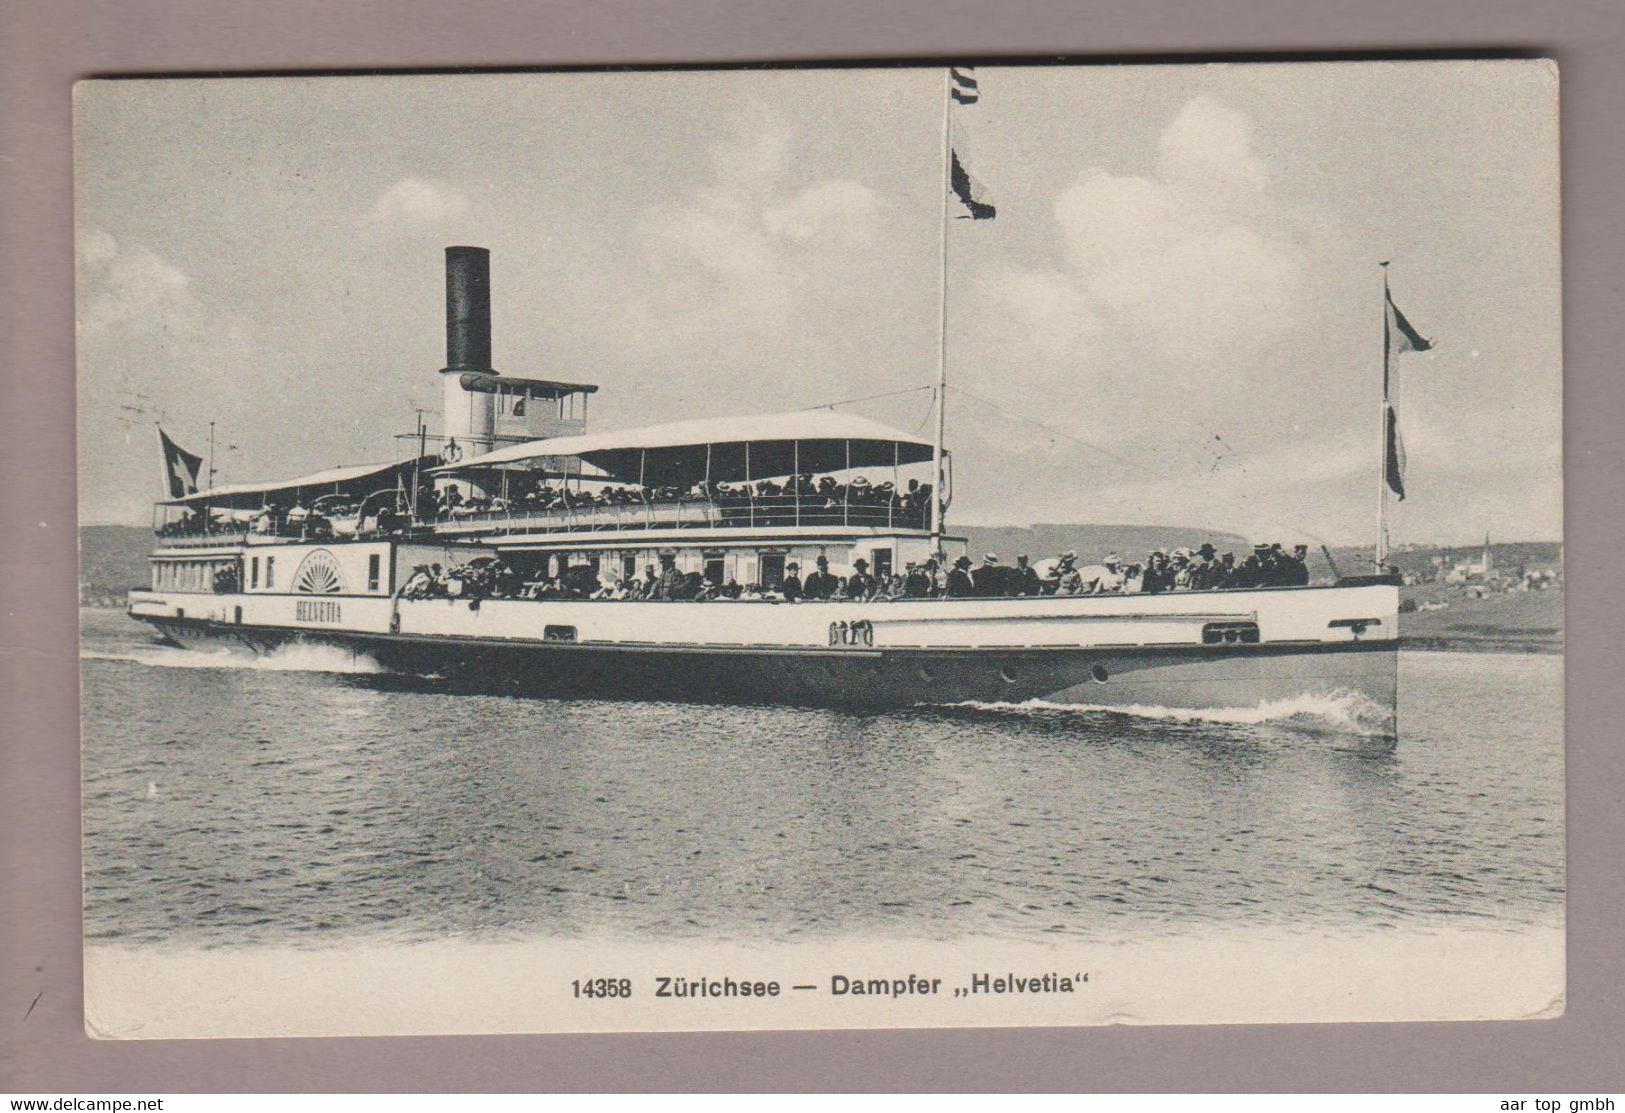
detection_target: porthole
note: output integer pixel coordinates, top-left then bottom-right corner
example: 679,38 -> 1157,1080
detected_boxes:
1000,667 -> 1018,684
1090,664 -> 1109,683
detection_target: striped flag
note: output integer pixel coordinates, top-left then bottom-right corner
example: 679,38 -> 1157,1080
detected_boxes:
1384,405 -> 1408,501
950,149 -> 996,220
947,67 -> 996,220
949,67 -> 980,104
1381,280 -> 1432,500
1386,289 -> 1434,357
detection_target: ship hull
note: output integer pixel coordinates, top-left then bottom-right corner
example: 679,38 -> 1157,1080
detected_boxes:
136,612 -> 1397,731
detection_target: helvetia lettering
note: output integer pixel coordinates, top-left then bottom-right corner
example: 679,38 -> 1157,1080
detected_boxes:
654,975 -> 780,998
294,599 -> 342,624
831,974 -> 943,997
970,971 -> 1083,994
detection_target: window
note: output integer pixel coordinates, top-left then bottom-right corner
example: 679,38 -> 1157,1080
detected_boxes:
872,549 -> 893,580
703,552 -> 725,585
367,553 -> 381,592
265,556 -> 275,590
622,554 -> 637,581
543,625 -> 577,642
251,557 -> 260,589
759,552 -> 785,589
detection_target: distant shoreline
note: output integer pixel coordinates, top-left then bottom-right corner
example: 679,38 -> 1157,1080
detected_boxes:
1401,637 -> 1561,656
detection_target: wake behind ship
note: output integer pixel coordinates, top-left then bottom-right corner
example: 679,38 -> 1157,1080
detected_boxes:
127,246 -> 1401,735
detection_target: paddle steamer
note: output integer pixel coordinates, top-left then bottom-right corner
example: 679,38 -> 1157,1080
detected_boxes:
127,246 -> 1399,730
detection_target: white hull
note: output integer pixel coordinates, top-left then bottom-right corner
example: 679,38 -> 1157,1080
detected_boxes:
129,581 -> 1399,732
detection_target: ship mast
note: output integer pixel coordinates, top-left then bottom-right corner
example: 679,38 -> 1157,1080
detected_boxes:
1376,263 -> 1390,571
930,67 -> 952,555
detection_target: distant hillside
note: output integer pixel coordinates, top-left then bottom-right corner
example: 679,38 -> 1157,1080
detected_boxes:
80,525 -> 152,605
957,523 -> 1250,566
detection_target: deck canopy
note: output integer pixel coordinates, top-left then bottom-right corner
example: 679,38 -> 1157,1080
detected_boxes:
433,410 -> 936,487
457,372 -> 598,398
161,457 -> 432,510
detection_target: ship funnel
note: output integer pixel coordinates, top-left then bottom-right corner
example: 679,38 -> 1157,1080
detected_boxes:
438,246 -> 497,479
444,245 -> 492,373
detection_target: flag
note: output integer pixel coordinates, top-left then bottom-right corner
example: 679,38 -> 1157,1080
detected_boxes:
950,148 -> 996,220
158,427 -> 203,498
1380,277 -> 1431,501
1384,404 -> 1407,500
949,67 -> 980,105
1386,289 -> 1433,356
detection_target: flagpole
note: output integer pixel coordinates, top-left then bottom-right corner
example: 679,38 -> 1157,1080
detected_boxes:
930,67 -> 952,556
1376,262 -> 1391,572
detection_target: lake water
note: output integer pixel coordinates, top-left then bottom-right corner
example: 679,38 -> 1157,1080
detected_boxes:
80,608 -> 1564,948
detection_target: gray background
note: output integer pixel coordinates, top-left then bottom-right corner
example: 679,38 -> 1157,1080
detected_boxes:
4,0 -> 1621,1093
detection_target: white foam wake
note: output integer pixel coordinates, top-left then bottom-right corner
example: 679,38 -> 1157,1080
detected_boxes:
82,642 -> 383,675
939,689 -> 1393,736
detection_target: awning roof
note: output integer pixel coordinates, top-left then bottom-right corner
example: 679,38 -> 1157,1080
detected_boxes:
458,373 -> 598,397
163,458 -> 431,509
432,410 -> 936,486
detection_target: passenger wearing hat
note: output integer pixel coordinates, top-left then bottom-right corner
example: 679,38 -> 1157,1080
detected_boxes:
780,560 -> 804,603
972,553 -> 1004,597
1014,554 -> 1041,596
654,553 -> 685,600
1082,553 -> 1125,595
846,558 -> 877,601
1191,542 -> 1222,590
1049,550 -> 1082,595
1171,549 -> 1195,591
399,563 -> 433,600
1140,550 -> 1172,594
804,555 -> 840,600
947,555 -> 976,597
903,560 -> 933,598
1285,544 -> 1311,586
1230,545 -> 1268,589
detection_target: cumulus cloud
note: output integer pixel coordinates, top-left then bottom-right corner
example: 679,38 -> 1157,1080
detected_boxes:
1052,96 -> 1302,362
1155,95 -> 1270,189
763,179 -> 880,241
366,177 -> 470,225
78,228 -> 202,337
628,103 -> 885,336
959,95 -> 1359,529
974,95 -> 1327,428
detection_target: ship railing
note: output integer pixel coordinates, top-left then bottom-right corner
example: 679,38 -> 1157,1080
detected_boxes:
427,493 -> 930,537
151,527 -> 252,548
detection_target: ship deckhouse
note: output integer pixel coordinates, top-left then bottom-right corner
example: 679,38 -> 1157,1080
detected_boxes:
431,409 -> 959,590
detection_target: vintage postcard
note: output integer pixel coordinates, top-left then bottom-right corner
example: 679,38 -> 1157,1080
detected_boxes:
76,61 -> 1563,1037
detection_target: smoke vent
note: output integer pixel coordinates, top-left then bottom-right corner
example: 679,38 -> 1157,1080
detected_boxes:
444,246 -> 492,373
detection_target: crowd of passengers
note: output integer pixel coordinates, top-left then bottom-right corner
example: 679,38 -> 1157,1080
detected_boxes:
431,475 -> 934,526
396,542 -> 1313,603
160,475 -> 937,540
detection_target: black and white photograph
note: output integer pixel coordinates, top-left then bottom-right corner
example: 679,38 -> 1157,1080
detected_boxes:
74,62 -> 1563,1037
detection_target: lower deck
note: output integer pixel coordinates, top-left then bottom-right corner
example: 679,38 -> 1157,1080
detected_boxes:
138,609 -> 1397,730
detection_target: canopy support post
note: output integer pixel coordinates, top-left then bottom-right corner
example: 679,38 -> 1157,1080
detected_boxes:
891,441 -> 899,528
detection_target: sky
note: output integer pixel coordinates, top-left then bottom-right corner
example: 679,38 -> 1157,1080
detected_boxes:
75,62 -> 1561,545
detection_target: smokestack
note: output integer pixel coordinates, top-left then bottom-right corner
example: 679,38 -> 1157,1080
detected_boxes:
444,246 -> 492,373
